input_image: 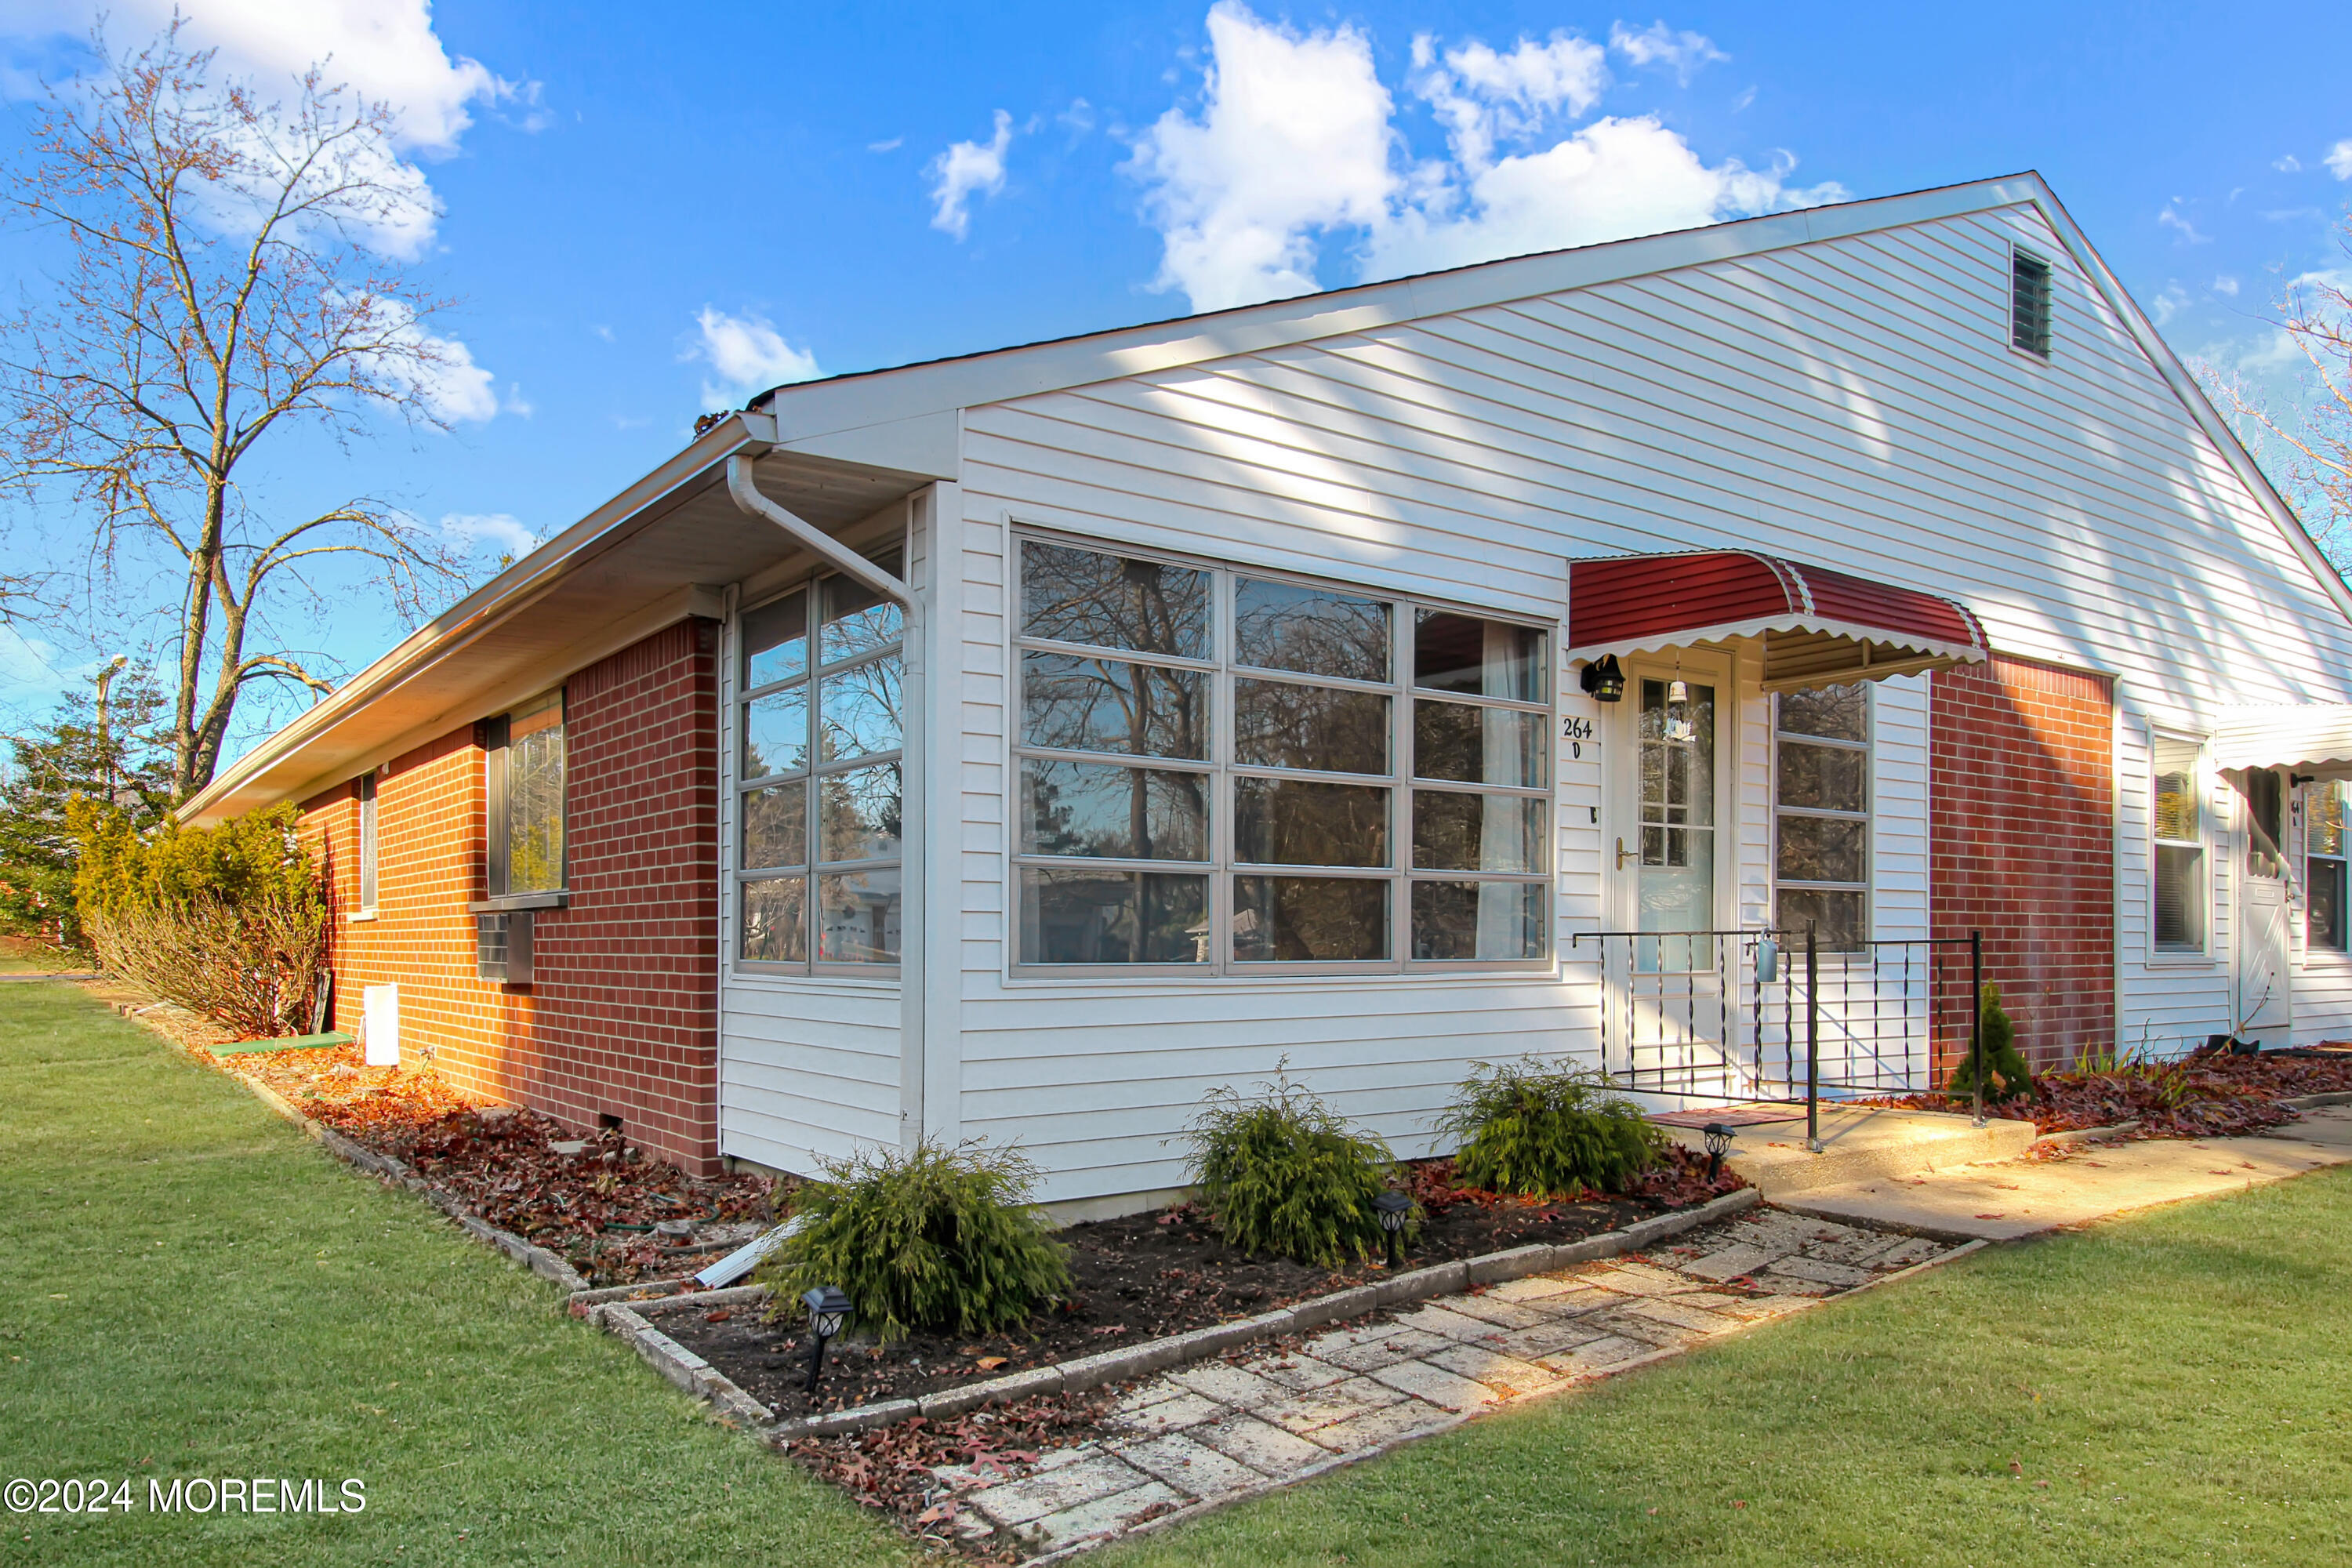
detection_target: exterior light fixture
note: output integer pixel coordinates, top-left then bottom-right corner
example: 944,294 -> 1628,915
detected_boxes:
1372,1189 -> 1413,1269
1577,655 -> 1625,702
1701,1123 -> 1736,1182
801,1284 -> 851,1394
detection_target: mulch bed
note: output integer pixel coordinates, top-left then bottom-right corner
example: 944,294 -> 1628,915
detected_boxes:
217,1042 -> 774,1284
1860,1045 -> 2352,1140
662,1148 -> 1744,1422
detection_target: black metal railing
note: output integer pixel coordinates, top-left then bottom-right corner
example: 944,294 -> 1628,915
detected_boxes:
1567,926 -> 1985,1145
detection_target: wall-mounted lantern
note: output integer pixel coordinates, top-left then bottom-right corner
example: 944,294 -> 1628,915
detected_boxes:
1577,655 -> 1625,702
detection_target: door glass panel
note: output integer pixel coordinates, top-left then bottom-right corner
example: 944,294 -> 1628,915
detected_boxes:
1636,677 -> 1715,971
2244,768 -> 2285,879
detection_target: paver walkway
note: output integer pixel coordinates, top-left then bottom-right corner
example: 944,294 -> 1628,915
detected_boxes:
1786,1105 -> 2352,1240
935,1209 -> 1969,1557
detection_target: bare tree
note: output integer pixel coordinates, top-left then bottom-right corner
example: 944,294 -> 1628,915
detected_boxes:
2198,210 -> 2352,569
0,21 -> 474,802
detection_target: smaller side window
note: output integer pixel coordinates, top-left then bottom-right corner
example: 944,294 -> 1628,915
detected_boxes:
2011,248 -> 2053,358
356,773 -> 379,914
2151,734 -> 2205,953
485,688 -> 568,898
2309,781 -> 2347,953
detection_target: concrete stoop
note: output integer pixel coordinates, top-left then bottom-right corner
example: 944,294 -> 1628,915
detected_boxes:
1661,1105 -> 2038,1200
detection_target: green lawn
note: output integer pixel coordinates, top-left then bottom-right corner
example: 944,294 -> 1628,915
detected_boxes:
1112,1169 -> 2352,1567
0,982 -> 908,1566
9,979 -> 2347,1567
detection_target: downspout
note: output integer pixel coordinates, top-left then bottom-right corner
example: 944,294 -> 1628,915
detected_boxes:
725,452 -> 927,1151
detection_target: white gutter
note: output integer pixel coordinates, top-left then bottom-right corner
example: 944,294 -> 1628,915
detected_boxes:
726,454 -> 909,606
725,450 -> 931,1152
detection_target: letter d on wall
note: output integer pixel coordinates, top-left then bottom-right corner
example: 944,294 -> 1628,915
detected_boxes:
361,983 -> 400,1067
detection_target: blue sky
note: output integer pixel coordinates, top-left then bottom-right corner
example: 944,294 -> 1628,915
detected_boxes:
4,0 -> 2351,754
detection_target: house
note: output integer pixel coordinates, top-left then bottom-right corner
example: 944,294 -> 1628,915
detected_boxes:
182,172 -> 2352,1210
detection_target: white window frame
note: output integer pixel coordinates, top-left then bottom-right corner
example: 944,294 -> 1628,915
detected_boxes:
728,560 -> 907,978
1007,528 -> 1555,979
2305,779 -> 2349,959
1768,684 -> 1873,953
2147,725 -> 2213,964
354,771 -> 379,917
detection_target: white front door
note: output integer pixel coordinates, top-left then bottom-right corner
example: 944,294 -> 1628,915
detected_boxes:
2234,766 -> 2292,1037
1603,651 -> 1737,1091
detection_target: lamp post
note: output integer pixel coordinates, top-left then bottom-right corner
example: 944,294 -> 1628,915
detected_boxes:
801,1285 -> 851,1395
1701,1123 -> 1736,1184
1372,1190 -> 1412,1269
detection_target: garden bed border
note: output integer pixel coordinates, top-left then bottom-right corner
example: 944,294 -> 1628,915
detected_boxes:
595,1185 -> 1763,1444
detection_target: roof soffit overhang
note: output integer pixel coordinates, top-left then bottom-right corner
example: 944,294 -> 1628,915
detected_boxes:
180,414 -> 938,825
1566,550 -> 1991,692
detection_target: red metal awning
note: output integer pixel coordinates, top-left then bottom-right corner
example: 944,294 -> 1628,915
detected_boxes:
1567,550 -> 1990,691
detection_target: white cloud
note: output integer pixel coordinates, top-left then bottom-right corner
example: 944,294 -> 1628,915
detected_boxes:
2212,274 -> 2240,297
1128,4 -> 1844,313
2151,282 -> 2190,326
1127,2 -> 1398,310
690,307 -> 821,411
342,292 -> 499,423
439,512 -> 538,558
1,0 -> 539,261
2158,203 -> 2209,244
1374,117 -> 1842,279
2328,140 -> 2352,180
928,110 -> 1014,239
868,136 -> 903,153
1412,31 -> 1610,172
2275,154 -> 2303,173
1609,20 -> 1728,83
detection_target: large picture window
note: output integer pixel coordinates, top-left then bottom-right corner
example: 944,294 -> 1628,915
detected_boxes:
1772,684 -> 1869,952
1013,536 -> 1551,971
2151,733 -> 2206,953
735,560 -> 905,968
2310,780 -> 2347,953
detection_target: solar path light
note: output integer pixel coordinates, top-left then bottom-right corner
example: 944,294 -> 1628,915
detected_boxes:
1702,1123 -> 1737,1183
801,1285 -> 851,1395
1373,1189 -> 1412,1269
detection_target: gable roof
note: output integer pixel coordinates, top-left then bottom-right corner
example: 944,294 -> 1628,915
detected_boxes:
182,170 -> 2350,825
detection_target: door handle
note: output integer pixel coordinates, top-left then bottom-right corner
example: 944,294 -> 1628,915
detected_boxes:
1616,835 -> 1632,869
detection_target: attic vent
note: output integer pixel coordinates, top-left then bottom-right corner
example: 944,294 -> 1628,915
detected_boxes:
2010,249 -> 2053,358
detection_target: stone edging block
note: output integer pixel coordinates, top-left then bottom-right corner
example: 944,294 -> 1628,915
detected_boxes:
2280,1091 -> 2352,1110
744,1184 -> 1760,1443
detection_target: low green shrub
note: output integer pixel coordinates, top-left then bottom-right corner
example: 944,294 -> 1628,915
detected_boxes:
1184,1066 -> 1399,1269
1945,982 -> 2036,1102
757,1139 -> 1071,1342
1432,1058 -> 1665,1197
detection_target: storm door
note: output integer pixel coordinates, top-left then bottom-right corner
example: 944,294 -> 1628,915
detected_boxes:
2234,766 -> 2292,1036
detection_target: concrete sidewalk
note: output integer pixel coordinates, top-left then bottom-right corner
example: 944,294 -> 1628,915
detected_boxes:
1778,1105 -> 2352,1240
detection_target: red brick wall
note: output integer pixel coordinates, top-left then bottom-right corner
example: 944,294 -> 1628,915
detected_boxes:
301,618 -> 723,1172
1929,655 -> 2115,1068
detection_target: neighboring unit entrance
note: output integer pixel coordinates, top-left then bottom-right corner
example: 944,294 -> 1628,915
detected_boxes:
2234,766 -> 2292,1038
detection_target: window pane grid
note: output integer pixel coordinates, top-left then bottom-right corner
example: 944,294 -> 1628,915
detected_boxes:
733,565 -> 905,971
1772,684 -> 1867,952
1014,536 -> 1552,971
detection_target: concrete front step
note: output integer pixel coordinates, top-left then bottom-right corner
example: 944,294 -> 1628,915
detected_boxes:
1661,1105 -> 2038,1199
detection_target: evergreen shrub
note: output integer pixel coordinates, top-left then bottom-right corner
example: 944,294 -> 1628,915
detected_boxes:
1945,982 -> 2036,1102
1432,1057 -> 1665,1197
757,1139 -> 1071,1342
1184,1066 -> 1399,1269
70,801 -> 327,1036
